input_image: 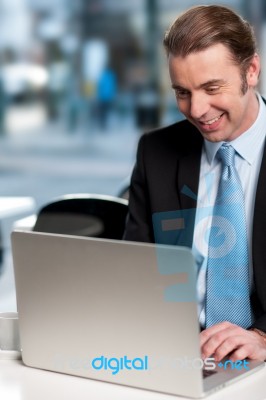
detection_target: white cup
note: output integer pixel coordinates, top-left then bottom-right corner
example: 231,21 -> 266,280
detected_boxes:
0,312 -> 21,351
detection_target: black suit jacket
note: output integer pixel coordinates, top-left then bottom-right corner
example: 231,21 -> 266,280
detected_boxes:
124,119 -> 266,332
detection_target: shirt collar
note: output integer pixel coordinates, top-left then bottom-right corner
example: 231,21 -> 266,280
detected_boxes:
204,93 -> 266,165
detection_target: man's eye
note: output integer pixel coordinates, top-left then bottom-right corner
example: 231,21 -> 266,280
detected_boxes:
175,90 -> 190,99
206,86 -> 220,93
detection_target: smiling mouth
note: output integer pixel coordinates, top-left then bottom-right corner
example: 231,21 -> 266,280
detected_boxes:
200,113 -> 224,125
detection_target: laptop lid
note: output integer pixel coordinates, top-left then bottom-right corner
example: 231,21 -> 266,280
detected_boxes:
11,231 -> 264,398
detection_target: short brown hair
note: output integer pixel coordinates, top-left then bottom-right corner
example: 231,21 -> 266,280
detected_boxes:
164,5 -> 257,75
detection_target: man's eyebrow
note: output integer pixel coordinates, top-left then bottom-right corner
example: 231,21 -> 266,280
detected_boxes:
199,79 -> 226,88
171,84 -> 188,90
171,79 -> 226,90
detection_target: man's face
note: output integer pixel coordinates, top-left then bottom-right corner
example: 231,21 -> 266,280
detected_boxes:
169,43 -> 260,142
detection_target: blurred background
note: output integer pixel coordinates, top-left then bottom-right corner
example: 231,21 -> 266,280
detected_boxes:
1,0 -> 266,310
0,0 -> 265,205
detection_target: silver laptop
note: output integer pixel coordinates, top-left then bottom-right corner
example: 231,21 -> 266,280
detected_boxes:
11,231 -> 264,398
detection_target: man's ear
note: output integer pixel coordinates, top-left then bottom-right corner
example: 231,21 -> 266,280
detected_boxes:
246,53 -> 260,87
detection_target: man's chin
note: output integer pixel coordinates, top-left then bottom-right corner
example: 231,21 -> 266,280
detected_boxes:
198,127 -> 231,143
202,133 -> 226,143
189,119 -> 226,142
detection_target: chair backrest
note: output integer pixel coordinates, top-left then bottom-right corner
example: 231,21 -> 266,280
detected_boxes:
33,194 -> 128,240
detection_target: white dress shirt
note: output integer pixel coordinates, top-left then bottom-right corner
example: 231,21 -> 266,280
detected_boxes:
193,94 -> 266,327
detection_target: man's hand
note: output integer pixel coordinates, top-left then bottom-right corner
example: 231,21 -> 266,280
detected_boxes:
200,321 -> 266,361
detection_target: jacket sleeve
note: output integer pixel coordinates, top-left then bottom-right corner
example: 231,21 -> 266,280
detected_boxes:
250,317 -> 266,333
250,290 -> 266,333
123,134 -> 154,243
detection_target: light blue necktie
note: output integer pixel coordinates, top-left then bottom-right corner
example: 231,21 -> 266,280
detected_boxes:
205,144 -> 252,328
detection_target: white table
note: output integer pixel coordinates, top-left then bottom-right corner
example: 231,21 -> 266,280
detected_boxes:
0,197 -> 35,219
0,359 -> 265,400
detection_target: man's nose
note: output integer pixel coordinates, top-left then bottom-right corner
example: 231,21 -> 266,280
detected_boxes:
190,94 -> 210,119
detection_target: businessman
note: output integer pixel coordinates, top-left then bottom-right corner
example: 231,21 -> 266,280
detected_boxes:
124,5 -> 266,362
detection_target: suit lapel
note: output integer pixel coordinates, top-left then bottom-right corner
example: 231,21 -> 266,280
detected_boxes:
177,145 -> 202,210
175,129 -> 203,247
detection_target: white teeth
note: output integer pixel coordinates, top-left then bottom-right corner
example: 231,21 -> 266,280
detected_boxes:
203,114 -> 223,125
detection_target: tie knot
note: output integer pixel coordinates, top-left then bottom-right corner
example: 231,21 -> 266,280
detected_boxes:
217,144 -> 235,167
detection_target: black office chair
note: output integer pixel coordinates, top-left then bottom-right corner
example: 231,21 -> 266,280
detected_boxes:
33,194 -> 128,240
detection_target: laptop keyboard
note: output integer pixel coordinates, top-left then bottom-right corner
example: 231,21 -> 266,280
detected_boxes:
203,369 -> 217,379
